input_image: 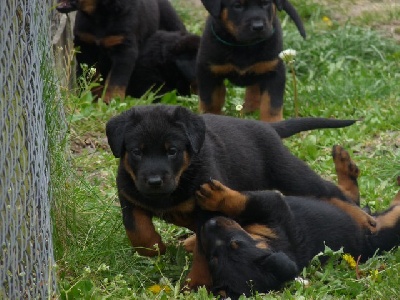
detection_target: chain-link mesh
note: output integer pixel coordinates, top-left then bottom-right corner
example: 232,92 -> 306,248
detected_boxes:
0,0 -> 59,298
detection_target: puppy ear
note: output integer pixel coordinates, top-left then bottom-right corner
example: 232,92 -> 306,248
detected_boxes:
173,106 -> 206,154
106,110 -> 133,158
274,0 -> 284,11
201,0 -> 222,17
261,252 -> 298,282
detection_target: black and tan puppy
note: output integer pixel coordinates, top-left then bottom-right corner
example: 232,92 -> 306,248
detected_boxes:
197,0 -> 306,122
197,146 -> 400,299
126,30 -> 200,98
56,0 -> 186,103
106,105 -> 375,288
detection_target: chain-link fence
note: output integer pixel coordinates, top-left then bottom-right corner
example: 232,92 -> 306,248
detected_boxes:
1,0 -> 62,298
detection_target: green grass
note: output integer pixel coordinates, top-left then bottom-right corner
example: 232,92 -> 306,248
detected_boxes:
53,0 -> 400,298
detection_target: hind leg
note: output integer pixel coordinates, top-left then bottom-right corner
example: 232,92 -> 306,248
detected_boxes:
330,145 -> 377,232
332,145 -> 360,205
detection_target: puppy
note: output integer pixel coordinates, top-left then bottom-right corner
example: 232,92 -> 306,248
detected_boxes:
197,146 -> 400,299
126,30 -> 200,98
56,0 -> 186,103
105,105 -> 374,288
196,0 -> 306,122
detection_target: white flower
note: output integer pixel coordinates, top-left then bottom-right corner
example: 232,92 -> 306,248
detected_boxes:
97,263 -> 110,271
235,104 -> 243,111
279,49 -> 297,64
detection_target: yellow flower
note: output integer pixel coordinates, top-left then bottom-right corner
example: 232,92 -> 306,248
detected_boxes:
148,284 -> 172,294
343,253 -> 357,269
369,269 -> 379,280
322,16 -> 333,27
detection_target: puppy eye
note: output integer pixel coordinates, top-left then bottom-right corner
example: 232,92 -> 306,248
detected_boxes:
261,0 -> 271,8
167,147 -> 178,157
232,1 -> 243,10
131,148 -> 142,157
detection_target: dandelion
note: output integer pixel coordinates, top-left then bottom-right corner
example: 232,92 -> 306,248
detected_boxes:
279,49 -> 299,117
148,284 -> 172,294
322,16 -> 333,27
235,104 -> 243,111
343,253 -> 357,269
279,49 -> 297,64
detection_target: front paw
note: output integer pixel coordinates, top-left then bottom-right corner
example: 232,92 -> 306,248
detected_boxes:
195,179 -> 226,212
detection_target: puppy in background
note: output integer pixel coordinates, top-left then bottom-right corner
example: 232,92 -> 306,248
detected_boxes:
196,0 -> 306,122
56,0 -> 187,103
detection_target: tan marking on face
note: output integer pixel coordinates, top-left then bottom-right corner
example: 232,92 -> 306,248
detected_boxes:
259,91 -> 283,122
221,8 -> 237,37
123,153 -> 136,182
125,207 -> 166,256
175,151 -> 191,184
102,35 -> 125,48
210,59 -> 279,76
79,0 -> 97,14
199,85 -> 226,114
376,205 -> 400,230
244,224 -> 277,239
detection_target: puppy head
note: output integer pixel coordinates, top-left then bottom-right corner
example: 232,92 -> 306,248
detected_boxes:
56,0 -> 78,13
200,216 -> 298,299
202,0 -> 277,43
106,105 -> 206,202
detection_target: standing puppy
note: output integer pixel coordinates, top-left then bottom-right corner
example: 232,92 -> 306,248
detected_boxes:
57,0 -> 186,103
197,0 -> 306,121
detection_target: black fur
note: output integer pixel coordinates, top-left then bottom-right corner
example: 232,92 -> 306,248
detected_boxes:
106,105 -> 356,257
197,0 -> 306,121
199,183 -> 400,299
56,0 -> 186,102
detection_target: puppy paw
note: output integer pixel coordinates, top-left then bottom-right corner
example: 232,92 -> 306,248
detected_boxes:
195,179 -> 226,212
196,179 -> 247,216
332,145 -> 360,204
332,145 -> 359,180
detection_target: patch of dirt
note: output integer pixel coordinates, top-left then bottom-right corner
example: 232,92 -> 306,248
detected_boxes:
315,0 -> 400,41
70,132 -> 109,154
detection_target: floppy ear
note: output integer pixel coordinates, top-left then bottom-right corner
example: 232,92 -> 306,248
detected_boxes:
261,252 -> 298,282
106,110 -> 135,158
201,0 -> 222,17
173,106 -> 206,154
274,0 -> 284,11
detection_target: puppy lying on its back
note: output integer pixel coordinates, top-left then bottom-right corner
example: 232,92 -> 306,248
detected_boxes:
197,146 -> 400,299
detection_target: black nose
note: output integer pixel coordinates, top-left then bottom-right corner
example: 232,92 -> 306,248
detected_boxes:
251,20 -> 265,32
147,175 -> 163,186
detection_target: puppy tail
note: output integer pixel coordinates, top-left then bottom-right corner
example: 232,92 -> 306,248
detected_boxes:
270,118 -> 357,138
281,1 -> 306,39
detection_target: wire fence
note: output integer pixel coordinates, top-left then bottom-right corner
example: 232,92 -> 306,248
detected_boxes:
0,0 -> 64,298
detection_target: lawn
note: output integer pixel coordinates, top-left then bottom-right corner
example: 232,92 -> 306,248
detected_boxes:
52,0 -> 400,299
